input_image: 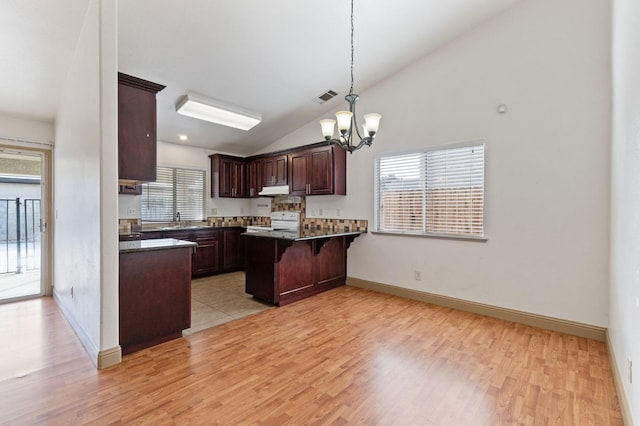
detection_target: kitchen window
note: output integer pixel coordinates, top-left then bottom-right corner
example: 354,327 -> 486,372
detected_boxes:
374,141 -> 485,240
141,166 -> 206,222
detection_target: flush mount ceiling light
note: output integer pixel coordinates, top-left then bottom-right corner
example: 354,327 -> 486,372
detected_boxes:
176,94 -> 262,131
319,0 -> 381,153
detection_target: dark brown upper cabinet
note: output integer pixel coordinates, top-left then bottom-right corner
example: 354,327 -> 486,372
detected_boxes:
262,154 -> 288,187
209,142 -> 346,198
118,73 -> 165,184
289,145 -> 346,196
210,154 -> 247,198
247,158 -> 263,198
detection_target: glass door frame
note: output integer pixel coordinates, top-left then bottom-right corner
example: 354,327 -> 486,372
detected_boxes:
0,144 -> 51,302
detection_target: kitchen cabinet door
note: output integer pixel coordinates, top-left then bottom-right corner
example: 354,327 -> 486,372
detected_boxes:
193,239 -> 220,276
232,161 -> 247,197
262,154 -> 287,186
217,157 -> 234,197
288,145 -> 346,196
118,73 -> 165,184
288,151 -> 308,196
222,228 -> 243,271
247,159 -> 262,198
192,229 -> 220,276
210,154 -> 247,198
308,147 -> 335,195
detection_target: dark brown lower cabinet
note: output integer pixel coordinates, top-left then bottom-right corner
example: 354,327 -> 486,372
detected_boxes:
140,227 -> 245,278
245,235 -> 349,306
222,228 -> 243,271
119,246 -> 192,355
192,234 -> 220,277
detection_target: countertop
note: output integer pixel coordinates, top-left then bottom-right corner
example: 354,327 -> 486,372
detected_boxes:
138,224 -> 245,233
119,238 -> 197,253
242,228 -> 364,241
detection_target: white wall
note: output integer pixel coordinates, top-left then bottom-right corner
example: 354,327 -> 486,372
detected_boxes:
610,0 -> 640,421
262,0 -> 611,327
0,114 -> 54,144
54,0 -> 119,364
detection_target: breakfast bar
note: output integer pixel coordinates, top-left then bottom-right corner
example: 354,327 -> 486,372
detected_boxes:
244,229 -> 362,306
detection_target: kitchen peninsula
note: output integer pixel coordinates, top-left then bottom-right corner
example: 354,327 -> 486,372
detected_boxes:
244,228 -> 362,306
119,238 -> 196,354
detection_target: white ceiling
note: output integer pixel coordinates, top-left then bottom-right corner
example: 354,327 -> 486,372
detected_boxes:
1,0 -> 522,156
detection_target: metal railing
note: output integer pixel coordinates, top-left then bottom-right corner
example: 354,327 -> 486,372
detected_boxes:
0,198 -> 41,274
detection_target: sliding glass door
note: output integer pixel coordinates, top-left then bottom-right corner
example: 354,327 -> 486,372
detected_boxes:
0,148 -> 48,302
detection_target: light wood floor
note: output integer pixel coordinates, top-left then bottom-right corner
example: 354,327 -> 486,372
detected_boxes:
0,286 -> 622,425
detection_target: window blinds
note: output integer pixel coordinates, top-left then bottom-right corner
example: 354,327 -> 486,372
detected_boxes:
375,143 -> 484,237
141,166 -> 205,222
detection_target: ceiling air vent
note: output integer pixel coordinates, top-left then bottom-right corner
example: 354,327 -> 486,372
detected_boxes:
312,89 -> 338,104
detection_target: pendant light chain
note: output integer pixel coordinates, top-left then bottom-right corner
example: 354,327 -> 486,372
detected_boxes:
318,0 -> 381,152
349,0 -> 355,96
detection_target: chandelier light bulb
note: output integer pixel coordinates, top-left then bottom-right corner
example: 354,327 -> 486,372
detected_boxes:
320,119 -> 336,140
363,113 -> 381,136
335,111 -> 353,134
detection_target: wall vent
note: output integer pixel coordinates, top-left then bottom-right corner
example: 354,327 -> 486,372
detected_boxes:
313,89 -> 338,104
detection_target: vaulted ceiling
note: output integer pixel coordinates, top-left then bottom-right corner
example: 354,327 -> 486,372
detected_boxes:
1,0 -> 522,155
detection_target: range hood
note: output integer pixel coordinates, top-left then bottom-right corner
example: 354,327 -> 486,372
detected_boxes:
258,185 -> 290,196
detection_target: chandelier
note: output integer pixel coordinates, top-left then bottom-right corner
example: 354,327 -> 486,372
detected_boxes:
319,0 -> 381,153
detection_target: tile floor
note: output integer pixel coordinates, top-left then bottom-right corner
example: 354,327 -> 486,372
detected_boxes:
183,271 -> 274,335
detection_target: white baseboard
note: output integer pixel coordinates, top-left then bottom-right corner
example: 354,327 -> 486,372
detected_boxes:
97,346 -> 122,369
606,332 -> 633,426
346,277 -> 606,342
53,290 -> 122,369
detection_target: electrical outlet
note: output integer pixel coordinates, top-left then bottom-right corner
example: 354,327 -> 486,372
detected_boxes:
211,208 -> 217,215
414,270 -> 421,281
126,208 -> 135,216
319,208 -> 323,216
629,358 -> 633,384
336,208 -> 341,217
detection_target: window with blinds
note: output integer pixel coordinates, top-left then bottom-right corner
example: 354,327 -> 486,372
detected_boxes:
141,166 -> 206,222
375,142 -> 485,238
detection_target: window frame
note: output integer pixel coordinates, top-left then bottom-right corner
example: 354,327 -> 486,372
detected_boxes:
373,140 -> 487,242
140,165 -> 206,223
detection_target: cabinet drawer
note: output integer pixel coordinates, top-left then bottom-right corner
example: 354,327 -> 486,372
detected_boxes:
193,229 -> 219,241
162,230 -> 192,241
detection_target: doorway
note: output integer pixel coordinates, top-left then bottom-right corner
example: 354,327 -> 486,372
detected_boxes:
0,147 -> 50,302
